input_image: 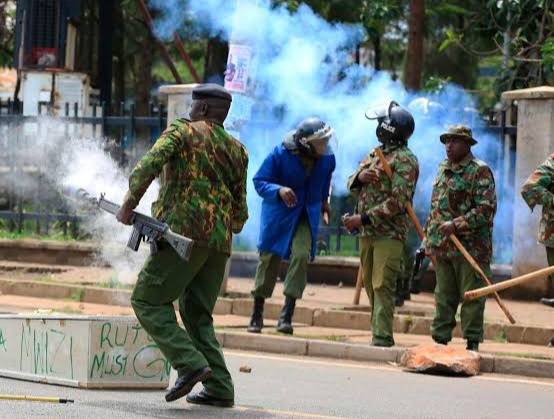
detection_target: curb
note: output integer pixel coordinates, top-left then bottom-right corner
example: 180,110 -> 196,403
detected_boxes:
216,330 -> 554,380
1,279 -> 553,347
0,276 -> 551,380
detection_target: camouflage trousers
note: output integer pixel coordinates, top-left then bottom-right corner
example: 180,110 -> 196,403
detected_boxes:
360,237 -> 403,347
131,244 -> 233,400
431,258 -> 488,343
252,217 -> 312,300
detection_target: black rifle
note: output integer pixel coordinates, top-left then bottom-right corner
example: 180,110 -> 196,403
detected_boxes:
410,248 -> 426,294
65,187 -> 194,261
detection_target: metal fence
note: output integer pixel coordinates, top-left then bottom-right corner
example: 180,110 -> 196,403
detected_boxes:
0,100 -> 167,237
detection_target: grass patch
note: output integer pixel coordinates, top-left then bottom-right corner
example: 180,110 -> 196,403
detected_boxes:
68,288 -> 85,302
491,328 -> 508,343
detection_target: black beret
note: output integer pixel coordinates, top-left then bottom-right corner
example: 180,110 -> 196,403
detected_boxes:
192,83 -> 232,102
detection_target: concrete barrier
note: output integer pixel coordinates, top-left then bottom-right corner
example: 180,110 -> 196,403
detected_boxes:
0,315 -> 169,388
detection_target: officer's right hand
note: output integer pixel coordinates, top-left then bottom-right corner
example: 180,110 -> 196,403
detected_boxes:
358,169 -> 380,184
279,187 -> 297,207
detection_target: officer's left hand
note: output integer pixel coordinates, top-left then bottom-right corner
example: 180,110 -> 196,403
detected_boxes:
116,204 -> 135,225
438,221 -> 456,237
343,214 -> 362,232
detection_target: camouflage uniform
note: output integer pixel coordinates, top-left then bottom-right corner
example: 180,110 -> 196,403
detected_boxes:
521,153 -> 554,269
127,118 -> 248,400
348,144 -> 419,346
424,147 -> 496,344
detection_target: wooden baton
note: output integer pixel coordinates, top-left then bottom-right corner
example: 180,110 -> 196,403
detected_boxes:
465,266 -> 554,300
449,235 -> 516,324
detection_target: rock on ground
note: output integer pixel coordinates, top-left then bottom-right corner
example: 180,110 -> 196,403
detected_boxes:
400,343 -> 480,376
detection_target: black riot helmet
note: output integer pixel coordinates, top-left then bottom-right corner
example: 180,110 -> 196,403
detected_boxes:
291,117 -> 334,158
365,101 -> 415,145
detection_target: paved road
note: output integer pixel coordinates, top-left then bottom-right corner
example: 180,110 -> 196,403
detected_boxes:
0,350 -> 552,418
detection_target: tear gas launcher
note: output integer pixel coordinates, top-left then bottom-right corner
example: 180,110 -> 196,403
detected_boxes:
64,187 -> 194,261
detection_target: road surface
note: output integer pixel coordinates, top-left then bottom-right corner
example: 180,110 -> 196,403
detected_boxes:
0,350 -> 552,418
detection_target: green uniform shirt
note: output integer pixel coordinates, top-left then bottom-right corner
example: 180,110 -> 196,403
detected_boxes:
423,153 -> 496,263
347,144 -> 419,241
125,118 -> 249,254
521,153 -> 554,247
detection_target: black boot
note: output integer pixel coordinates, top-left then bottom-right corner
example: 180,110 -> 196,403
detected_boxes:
401,276 -> 411,301
395,277 -> 405,307
540,298 -> 554,307
247,297 -> 264,333
165,366 -> 212,402
276,296 -> 296,334
186,388 -> 234,408
548,336 -> 554,348
466,340 -> 479,351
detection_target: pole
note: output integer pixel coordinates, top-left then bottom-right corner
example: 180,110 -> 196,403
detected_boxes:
173,32 -> 201,83
0,394 -> 74,403
449,234 -> 516,324
465,266 -> 554,300
136,0 -> 183,84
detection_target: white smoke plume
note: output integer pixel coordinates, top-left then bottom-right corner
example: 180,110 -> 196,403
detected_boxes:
149,0 -> 513,263
5,118 -> 158,283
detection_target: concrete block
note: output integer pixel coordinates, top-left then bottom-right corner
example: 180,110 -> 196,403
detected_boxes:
407,317 -> 432,335
83,287 -> 131,307
479,354 -> 494,373
483,323 -> 506,341
313,309 -> 370,330
493,356 -> 554,379
222,331 -> 307,355
393,315 -> 412,334
504,325 -> 525,343
307,339 -> 399,363
520,326 -> 554,346
231,298 -> 253,317
0,315 -> 170,388
214,298 -> 233,315
348,344 -> 401,363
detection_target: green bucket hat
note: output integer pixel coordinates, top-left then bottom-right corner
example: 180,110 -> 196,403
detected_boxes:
439,124 -> 477,145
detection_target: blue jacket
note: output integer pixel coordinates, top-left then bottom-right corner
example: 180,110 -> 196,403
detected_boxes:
253,144 -> 335,260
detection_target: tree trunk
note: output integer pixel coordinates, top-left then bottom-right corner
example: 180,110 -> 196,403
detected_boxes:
203,36 -> 229,85
135,35 -> 153,116
371,34 -> 381,71
113,1 -> 125,106
404,0 -> 425,90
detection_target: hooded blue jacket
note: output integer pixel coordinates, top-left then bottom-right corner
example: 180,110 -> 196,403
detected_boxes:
253,144 -> 335,260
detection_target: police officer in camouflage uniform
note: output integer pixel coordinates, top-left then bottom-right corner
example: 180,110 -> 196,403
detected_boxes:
521,153 -> 554,347
343,101 -> 419,347
423,125 -> 496,352
116,84 -> 248,407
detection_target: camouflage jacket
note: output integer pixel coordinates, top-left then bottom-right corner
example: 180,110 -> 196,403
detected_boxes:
124,118 -> 249,254
423,153 -> 496,263
347,144 -> 419,241
521,153 -> 554,247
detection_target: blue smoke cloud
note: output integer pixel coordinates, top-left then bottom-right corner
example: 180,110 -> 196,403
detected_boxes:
149,0 -> 513,263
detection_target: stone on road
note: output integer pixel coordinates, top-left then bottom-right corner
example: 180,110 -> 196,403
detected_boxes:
400,343 -> 481,376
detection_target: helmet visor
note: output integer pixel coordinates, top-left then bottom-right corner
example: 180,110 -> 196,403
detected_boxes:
309,132 -> 337,156
365,100 -> 399,120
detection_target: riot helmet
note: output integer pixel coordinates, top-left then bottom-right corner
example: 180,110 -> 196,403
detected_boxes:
365,101 -> 415,145
290,117 -> 335,158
